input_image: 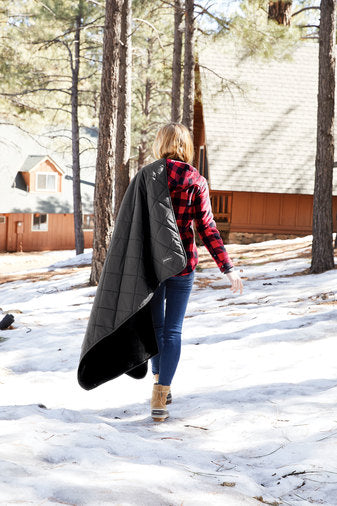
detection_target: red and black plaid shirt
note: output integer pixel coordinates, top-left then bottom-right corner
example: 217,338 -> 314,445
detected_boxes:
167,159 -> 233,276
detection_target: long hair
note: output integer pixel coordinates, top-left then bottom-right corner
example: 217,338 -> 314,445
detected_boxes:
152,123 -> 194,164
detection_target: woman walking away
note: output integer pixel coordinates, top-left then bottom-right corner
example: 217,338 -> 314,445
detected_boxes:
150,123 -> 243,422
77,123 -> 242,422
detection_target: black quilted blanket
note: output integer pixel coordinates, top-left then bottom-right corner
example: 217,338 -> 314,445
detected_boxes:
78,159 -> 187,390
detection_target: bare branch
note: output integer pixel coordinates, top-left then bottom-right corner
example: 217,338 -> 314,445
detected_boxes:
31,16 -> 103,49
298,24 -> 319,29
292,6 -> 320,18
158,0 -> 175,7
301,35 -> 319,39
87,0 -> 104,5
38,1 -> 58,17
43,105 -> 72,114
78,70 -> 100,81
194,2 -> 230,29
132,17 -> 165,50
0,88 -> 72,97
198,63 -> 243,91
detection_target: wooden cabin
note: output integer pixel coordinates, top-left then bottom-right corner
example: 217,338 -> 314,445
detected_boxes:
0,126 -> 95,252
194,42 -> 337,240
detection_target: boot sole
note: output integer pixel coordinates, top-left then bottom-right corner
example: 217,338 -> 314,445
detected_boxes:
151,409 -> 169,422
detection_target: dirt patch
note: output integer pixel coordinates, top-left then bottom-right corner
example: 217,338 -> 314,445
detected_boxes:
0,237 -> 319,286
194,278 -> 229,290
0,266 -> 90,285
196,239 -> 313,270
228,232 -> 307,245
0,250 -> 81,274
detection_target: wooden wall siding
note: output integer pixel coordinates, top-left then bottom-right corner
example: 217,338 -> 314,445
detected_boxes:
2,213 -> 93,252
226,192 -> 333,234
211,191 -> 336,234
0,217 -> 7,251
28,160 -> 62,192
212,191 -> 337,235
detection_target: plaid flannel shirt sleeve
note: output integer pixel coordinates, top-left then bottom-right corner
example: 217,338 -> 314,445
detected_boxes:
194,180 -> 234,273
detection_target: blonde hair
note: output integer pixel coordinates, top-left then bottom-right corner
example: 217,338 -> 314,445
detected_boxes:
152,123 -> 194,164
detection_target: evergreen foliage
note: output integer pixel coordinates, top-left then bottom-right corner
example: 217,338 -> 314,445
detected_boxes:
131,0 -> 174,168
0,0 -> 102,145
0,0 -> 320,161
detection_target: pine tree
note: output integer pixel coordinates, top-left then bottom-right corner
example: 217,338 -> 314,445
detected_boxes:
182,0 -> 195,134
114,0 -> 132,219
0,0 -> 103,255
90,0 -> 123,285
171,0 -> 184,123
311,0 -> 336,273
268,1 -> 293,25
132,0 -> 173,168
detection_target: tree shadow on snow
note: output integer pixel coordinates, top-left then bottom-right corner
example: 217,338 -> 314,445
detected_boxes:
183,308 -> 336,346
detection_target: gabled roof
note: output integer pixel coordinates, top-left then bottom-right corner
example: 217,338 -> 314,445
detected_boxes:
20,155 -> 65,174
198,41 -> 337,196
0,125 -> 96,213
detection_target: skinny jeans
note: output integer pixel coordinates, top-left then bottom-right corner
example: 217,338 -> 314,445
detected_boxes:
150,271 -> 194,386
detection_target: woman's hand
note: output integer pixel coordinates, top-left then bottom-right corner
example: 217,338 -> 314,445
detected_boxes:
226,271 -> 243,294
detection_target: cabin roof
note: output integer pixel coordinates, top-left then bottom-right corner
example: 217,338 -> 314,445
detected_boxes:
199,41 -> 337,196
0,125 -> 96,214
21,155 -> 65,174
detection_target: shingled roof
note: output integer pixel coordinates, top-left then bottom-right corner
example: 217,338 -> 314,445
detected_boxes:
21,155 -> 64,174
0,124 -> 96,213
199,41 -> 337,195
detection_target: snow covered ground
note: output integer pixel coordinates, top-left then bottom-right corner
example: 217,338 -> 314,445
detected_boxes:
0,238 -> 337,506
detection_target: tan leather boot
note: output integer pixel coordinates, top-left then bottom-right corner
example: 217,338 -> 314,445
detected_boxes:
153,374 -> 172,404
151,384 -> 170,421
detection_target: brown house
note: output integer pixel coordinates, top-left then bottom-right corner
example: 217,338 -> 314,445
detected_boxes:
0,126 -> 95,252
194,41 -> 337,239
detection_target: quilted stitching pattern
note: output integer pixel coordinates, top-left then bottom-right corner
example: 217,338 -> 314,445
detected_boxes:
78,159 -> 187,388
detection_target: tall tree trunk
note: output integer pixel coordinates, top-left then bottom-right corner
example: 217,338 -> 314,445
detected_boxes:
137,39 -> 153,169
71,2 -> 84,255
90,0 -> 123,285
114,0 -> 132,218
268,1 -> 293,25
182,0 -> 195,134
311,0 -> 336,273
171,0 -> 184,123
138,131 -> 147,170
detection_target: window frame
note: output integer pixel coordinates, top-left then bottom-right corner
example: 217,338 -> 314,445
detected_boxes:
31,213 -> 49,232
36,172 -> 57,192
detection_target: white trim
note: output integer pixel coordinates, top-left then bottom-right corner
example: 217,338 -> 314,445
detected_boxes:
31,213 -> 48,232
36,172 -> 57,192
0,216 -> 6,224
83,214 -> 94,231
40,156 -> 65,175
25,155 -> 65,175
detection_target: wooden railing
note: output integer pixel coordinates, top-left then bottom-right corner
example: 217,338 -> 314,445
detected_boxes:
210,191 -> 232,226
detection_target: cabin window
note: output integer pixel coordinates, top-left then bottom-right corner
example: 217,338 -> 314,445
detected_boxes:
0,216 -> 5,224
36,173 -> 57,191
83,214 -> 94,230
32,213 -> 48,231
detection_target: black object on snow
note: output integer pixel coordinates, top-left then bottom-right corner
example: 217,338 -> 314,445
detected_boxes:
0,314 -> 15,330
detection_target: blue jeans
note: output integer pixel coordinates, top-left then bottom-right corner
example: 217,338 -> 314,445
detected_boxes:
150,271 -> 194,386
